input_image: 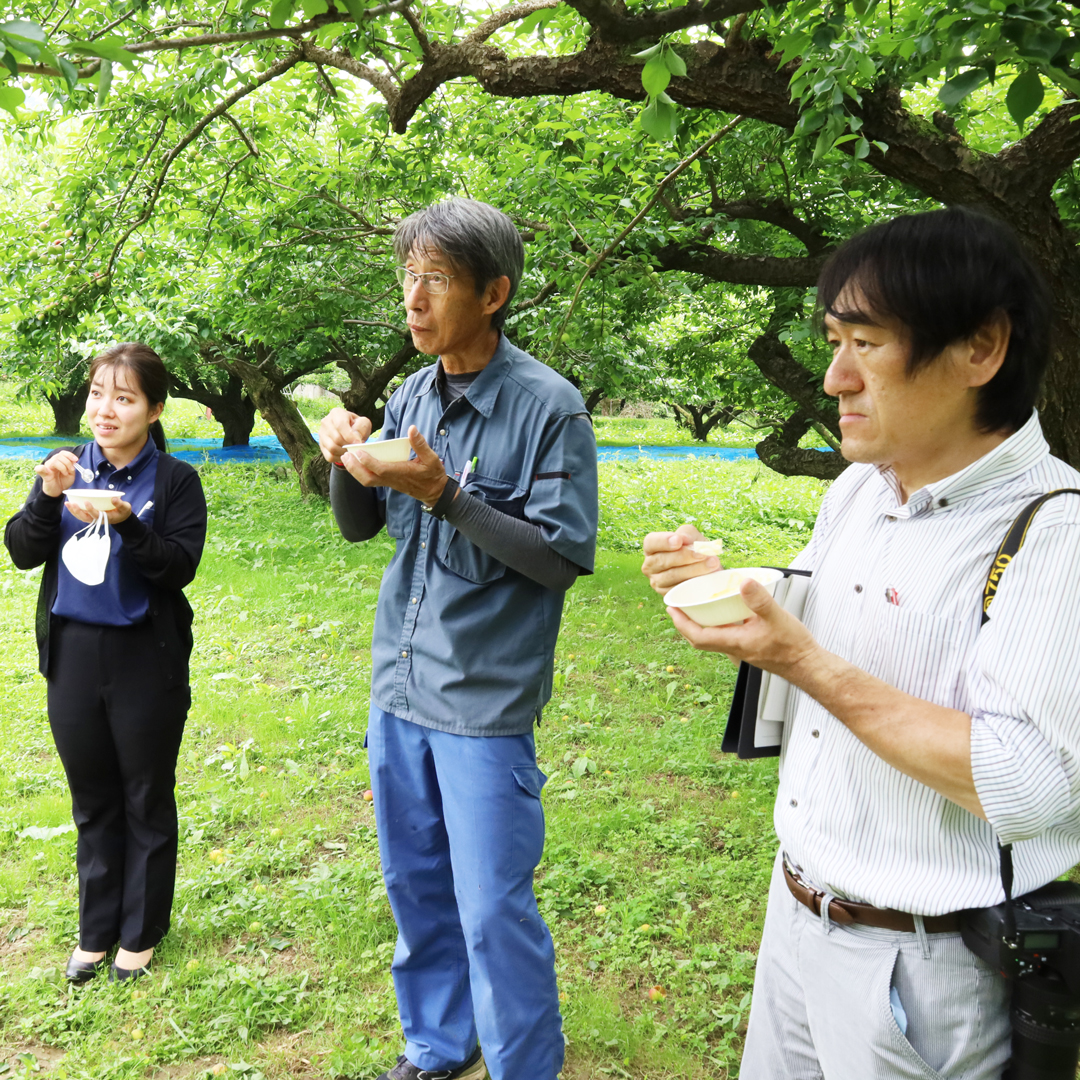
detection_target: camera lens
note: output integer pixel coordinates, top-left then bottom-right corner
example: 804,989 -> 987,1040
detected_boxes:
1007,971 -> 1080,1080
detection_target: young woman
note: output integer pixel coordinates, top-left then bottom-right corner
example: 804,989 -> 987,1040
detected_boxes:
4,343 -> 206,983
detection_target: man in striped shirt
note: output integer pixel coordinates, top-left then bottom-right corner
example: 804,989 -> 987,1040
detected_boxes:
643,208 -> 1080,1079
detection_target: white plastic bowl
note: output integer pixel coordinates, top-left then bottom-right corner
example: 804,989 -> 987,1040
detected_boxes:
343,437 -> 412,463
664,566 -> 785,626
64,489 -> 125,511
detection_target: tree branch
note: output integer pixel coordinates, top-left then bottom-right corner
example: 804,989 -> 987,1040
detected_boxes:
105,50 -> 302,276
563,0 -> 766,45
465,0 -> 561,44
547,115 -> 745,359
995,101 -> 1080,198
652,241 -> 826,287
705,197 -> 831,254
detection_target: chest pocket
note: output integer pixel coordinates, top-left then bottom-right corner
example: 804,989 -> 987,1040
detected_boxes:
436,473 -> 528,584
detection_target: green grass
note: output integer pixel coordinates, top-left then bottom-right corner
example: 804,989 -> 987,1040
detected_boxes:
0,452 -> 826,1079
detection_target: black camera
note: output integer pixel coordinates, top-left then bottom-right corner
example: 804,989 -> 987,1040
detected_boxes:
961,880 -> 1080,1080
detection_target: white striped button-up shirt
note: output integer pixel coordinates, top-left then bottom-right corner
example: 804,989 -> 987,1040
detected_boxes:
779,412 -> 1080,915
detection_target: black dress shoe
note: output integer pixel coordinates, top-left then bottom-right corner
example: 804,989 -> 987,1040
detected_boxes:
65,954 -> 107,983
108,962 -> 150,983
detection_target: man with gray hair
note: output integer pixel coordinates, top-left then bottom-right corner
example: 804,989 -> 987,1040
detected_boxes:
319,198 -> 598,1080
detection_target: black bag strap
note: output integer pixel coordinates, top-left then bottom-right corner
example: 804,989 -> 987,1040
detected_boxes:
981,487 -> 1080,914
981,488 -> 1080,625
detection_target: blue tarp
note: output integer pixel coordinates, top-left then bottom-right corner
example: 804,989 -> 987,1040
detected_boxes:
0,434 -> 759,465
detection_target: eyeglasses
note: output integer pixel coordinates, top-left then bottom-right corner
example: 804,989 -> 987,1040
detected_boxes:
395,266 -> 455,295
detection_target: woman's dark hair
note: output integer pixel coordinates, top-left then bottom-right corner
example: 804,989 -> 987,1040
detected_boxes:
816,207 -> 1052,434
88,342 -> 169,452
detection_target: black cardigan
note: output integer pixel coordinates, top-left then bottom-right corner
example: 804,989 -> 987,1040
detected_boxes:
4,447 -> 207,682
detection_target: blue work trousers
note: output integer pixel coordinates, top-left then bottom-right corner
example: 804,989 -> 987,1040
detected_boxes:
367,705 -> 564,1080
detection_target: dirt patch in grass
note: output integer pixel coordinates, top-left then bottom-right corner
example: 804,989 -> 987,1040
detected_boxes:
0,1042 -> 67,1075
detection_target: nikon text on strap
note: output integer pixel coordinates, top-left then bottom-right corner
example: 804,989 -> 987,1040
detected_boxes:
981,488 -> 1080,625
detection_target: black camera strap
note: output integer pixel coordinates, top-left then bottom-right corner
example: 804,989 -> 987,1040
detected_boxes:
981,488 -> 1080,625
981,487 -> 1080,926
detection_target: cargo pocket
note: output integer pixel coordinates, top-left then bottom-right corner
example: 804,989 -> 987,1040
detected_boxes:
510,765 -> 548,878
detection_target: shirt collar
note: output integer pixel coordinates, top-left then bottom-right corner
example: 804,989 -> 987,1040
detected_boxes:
419,334 -> 514,419
89,435 -> 158,483
878,409 -> 1048,516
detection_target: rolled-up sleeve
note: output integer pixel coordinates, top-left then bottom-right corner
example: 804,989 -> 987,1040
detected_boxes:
968,522 -> 1080,844
524,412 -> 598,574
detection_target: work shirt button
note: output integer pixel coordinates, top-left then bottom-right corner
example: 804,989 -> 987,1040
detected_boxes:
811,729 -> 820,738
854,584 -> 863,593
439,428 -> 447,436
401,651 -> 408,658
790,798 -> 798,808
108,484 -> 115,489
886,515 -> 896,522
938,498 -> 948,507
421,542 -> 426,549
411,597 -> 417,604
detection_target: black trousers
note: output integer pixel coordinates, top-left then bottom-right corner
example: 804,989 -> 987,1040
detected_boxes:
47,619 -> 190,952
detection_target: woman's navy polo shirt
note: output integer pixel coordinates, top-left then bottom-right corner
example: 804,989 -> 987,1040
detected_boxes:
53,438 -> 159,626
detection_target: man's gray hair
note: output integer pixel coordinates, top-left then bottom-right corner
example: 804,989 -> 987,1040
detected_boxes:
393,199 -> 524,330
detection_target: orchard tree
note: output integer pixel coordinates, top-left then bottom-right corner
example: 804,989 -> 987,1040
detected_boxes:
7,0 -> 1080,470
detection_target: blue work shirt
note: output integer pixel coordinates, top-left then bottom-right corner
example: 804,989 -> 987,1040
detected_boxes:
370,335 -> 598,736
53,438 -> 159,626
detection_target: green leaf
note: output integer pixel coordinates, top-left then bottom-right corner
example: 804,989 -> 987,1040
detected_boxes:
96,58 -> 112,106
0,82 -> 24,115
0,19 -> 46,61
56,55 -> 78,91
640,97 -> 677,142
269,0 -> 296,30
1023,27 -> 1063,64
853,135 -> 871,159
0,48 -> 16,78
663,47 -> 687,78
937,67 -> 987,106
1006,68 -> 1044,129
631,43 -> 662,60
342,0 -> 365,22
641,54 -> 671,97
69,37 -> 137,70
812,125 -> 835,162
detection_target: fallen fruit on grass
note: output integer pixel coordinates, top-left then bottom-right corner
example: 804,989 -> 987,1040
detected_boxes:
666,665 -> 675,673
130,1027 -> 143,1040
256,765 -> 267,773
259,791 -> 269,799
185,959 -> 200,971
208,848 -> 225,864
363,789 -> 374,801
647,985 -> 666,1001
269,827 -> 283,838
594,904 -> 607,915
248,921 -> 262,932
212,1066 -> 228,1077
638,923 -> 651,932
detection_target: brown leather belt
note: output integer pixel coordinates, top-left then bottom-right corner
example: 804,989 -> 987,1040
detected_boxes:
783,859 -> 960,933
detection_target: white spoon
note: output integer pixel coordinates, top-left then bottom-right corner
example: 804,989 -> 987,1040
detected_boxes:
75,464 -> 94,483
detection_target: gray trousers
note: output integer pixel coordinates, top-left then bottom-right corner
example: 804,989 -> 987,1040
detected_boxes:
740,853 -> 1011,1080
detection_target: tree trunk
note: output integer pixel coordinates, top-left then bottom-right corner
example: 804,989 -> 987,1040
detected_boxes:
168,372 -> 257,446
47,389 -> 85,437
670,401 -> 737,441
221,357 -> 330,497
583,387 -> 604,414
756,410 -> 848,480
336,338 -> 421,431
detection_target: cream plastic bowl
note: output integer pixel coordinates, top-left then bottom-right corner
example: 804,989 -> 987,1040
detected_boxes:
343,437 -> 412,463
64,489 -> 125,511
664,566 -> 785,626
